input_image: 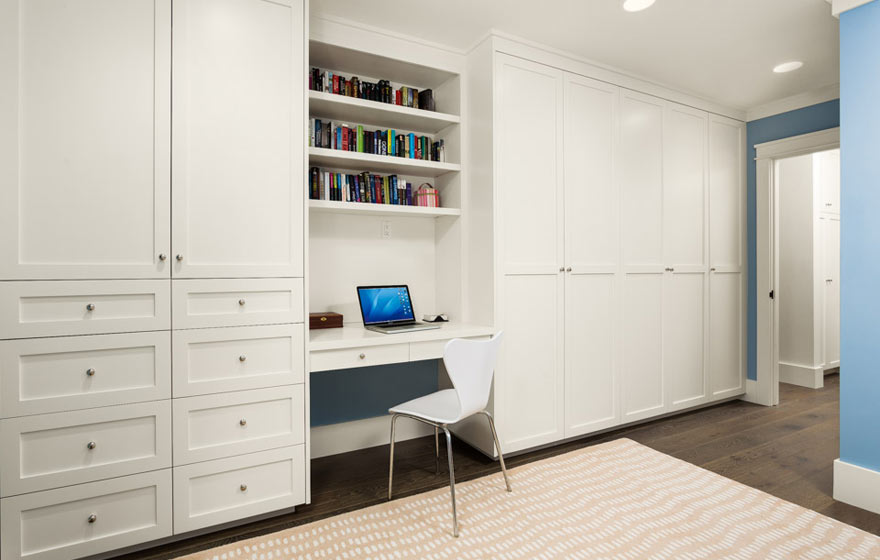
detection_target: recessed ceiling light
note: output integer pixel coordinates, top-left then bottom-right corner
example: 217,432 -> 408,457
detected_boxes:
623,0 -> 656,12
773,61 -> 804,73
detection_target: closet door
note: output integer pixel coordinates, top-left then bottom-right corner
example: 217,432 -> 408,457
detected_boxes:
708,115 -> 746,400
663,103 -> 708,412
172,0 -> 304,278
823,216 -> 840,368
563,74 -> 620,437
619,90 -> 666,423
495,54 -> 564,453
0,0 -> 171,280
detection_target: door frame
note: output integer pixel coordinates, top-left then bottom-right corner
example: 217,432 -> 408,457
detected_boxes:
750,127 -> 839,406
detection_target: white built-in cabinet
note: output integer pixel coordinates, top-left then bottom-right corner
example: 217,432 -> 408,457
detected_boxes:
822,216 -> 840,367
0,1 -> 306,558
466,46 -> 746,456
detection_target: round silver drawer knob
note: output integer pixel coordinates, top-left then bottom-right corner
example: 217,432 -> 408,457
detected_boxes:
239,419 -> 247,427
359,353 -> 366,360
238,299 -> 246,306
86,368 -> 96,377
87,441 -> 97,450
239,355 -> 247,362
158,253 -> 167,261
88,514 -> 97,524
175,254 -> 184,262
86,303 -> 96,311
240,484 -> 248,492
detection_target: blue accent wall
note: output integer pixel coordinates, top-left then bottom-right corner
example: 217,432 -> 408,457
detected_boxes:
839,0 -> 880,471
745,100 -> 840,380
310,360 -> 438,426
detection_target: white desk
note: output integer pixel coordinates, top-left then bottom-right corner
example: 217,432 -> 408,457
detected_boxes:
309,323 -> 495,372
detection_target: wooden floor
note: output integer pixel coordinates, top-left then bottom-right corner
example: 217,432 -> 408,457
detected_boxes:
122,374 -> 880,559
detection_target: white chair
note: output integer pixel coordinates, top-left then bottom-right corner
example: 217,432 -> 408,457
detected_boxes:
387,332 -> 511,537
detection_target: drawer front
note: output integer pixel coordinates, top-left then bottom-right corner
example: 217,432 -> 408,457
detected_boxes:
0,401 -> 171,497
0,280 -> 171,339
173,386 -> 304,465
172,278 -> 303,329
0,332 -> 171,418
173,445 -> 305,534
310,343 -> 409,372
409,335 -> 491,362
0,469 -> 172,560
173,324 -> 304,398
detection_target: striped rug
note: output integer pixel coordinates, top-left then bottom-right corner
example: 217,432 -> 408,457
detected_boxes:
180,438 -> 880,559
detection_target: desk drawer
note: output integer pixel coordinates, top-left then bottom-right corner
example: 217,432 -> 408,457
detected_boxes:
310,344 -> 409,372
409,335 -> 491,361
172,445 -> 305,534
173,325 -> 304,398
173,386 -> 304,465
172,279 -> 303,330
0,470 -> 172,560
0,401 -> 171,497
0,332 -> 171,418
0,281 -> 170,339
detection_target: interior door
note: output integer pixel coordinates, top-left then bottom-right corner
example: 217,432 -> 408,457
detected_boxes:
663,103 -> 708,412
619,90 -> 666,423
562,74 -> 620,437
823,216 -> 840,368
172,0 -> 304,278
0,0 -> 171,279
495,54 -> 564,453
708,115 -> 746,399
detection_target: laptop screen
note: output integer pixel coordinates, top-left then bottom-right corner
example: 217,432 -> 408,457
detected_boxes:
357,286 -> 415,326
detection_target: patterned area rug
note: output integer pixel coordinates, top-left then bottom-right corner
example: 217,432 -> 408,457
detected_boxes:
180,438 -> 880,559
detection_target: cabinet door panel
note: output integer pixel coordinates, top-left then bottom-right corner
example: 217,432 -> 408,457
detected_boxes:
823,218 -> 840,366
172,0 -> 303,278
709,271 -> 744,398
664,104 -> 707,267
621,274 -> 664,422
497,54 -> 563,274
0,0 -> 170,279
565,273 -> 618,437
709,117 -> 744,270
665,273 -> 706,410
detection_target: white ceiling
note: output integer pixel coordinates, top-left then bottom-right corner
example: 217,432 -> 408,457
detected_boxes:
311,0 -> 840,113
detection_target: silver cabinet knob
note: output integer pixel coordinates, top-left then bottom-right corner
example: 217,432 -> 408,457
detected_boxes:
238,299 -> 246,306
239,355 -> 247,362
825,202 -> 833,206
240,484 -> 248,492
566,267 -> 572,272
86,303 -> 96,311
710,267 -> 717,272
88,514 -> 97,524
175,254 -> 184,262
826,278 -> 834,283
558,267 -> 564,272
359,353 -> 366,360
86,368 -> 96,377
87,441 -> 97,450
158,253 -> 167,261
239,418 -> 247,426
665,267 -> 674,272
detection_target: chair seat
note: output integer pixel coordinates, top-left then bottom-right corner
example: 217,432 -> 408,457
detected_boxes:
389,389 -> 463,424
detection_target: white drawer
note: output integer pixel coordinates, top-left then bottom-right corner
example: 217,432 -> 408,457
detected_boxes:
172,324 -> 304,398
0,469 -> 172,560
0,280 -> 170,339
172,445 -> 305,534
0,332 -> 171,418
173,386 -> 304,465
172,278 -> 303,329
310,343 -> 409,372
409,335 -> 490,362
0,401 -> 171,497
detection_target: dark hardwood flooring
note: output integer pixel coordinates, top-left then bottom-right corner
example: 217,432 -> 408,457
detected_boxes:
120,374 -> 880,559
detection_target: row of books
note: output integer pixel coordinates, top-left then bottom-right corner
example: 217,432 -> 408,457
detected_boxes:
310,118 -> 446,162
309,67 -> 435,111
310,167 -> 416,205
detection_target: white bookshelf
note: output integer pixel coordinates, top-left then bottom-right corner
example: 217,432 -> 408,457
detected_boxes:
309,91 -> 460,134
308,147 -> 460,177
309,199 -> 460,218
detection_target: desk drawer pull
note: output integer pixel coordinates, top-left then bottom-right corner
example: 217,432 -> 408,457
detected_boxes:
240,483 -> 248,492
239,355 -> 247,362
86,441 -> 97,450
87,513 -> 97,524
359,353 -> 366,360
86,303 -> 96,312
86,368 -> 96,377
239,418 -> 247,427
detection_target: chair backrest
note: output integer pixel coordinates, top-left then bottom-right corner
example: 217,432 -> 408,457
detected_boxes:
443,332 -> 503,419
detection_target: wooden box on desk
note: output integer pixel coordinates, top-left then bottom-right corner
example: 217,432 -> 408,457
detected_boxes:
309,312 -> 343,329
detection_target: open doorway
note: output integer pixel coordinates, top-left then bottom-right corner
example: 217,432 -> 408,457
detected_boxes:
751,128 -> 840,406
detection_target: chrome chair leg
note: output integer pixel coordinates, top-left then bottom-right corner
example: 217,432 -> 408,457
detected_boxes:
434,426 -> 440,475
481,410 -> 512,492
388,413 -> 399,500
442,426 -> 459,537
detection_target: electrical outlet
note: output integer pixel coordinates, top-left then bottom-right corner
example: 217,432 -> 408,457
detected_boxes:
381,220 -> 392,239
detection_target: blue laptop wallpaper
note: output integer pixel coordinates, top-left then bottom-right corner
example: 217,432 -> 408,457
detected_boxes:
358,286 -> 415,325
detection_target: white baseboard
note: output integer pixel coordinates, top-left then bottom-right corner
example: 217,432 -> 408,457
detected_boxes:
834,458 -> 880,514
778,361 -> 824,389
824,360 -> 841,372
310,415 -> 433,459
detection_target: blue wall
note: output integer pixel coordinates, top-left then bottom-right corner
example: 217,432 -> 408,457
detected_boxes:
745,100 -> 840,380
839,0 -> 880,471
310,360 -> 438,426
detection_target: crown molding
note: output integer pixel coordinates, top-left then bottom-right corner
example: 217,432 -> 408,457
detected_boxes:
746,83 -> 839,122
832,0 -> 875,16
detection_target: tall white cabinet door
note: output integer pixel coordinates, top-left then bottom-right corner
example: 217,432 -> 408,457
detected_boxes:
663,104 -> 708,411
495,54 -> 564,452
823,217 -> 840,368
619,91 -> 666,422
172,0 -> 304,278
0,0 -> 171,280
708,116 -> 746,399
563,74 -> 620,437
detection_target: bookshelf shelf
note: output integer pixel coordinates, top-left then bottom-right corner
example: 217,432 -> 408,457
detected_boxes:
309,91 -> 460,134
308,147 -> 461,177
309,199 -> 461,218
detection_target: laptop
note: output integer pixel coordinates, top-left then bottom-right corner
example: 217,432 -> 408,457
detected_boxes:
357,285 -> 441,334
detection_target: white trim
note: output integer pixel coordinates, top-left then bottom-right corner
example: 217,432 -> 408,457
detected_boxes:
746,84 -> 839,122
310,415 -> 432,459
742,378 -> 770,405
833,0 -> 875,16
834,458 -> 880,514
778,362 -> 824,389
755,127 -> 841,160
